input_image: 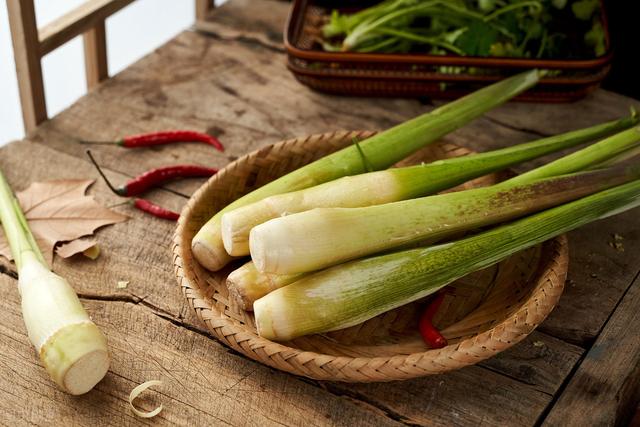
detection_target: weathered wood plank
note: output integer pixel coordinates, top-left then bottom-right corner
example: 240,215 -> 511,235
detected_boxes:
331,366 -> 550,427
325,332 -> 583,427
195,0 -> 287,50
539,211 -> 640,346
0,274 -> 402,426
479,331 -> 582,395
483,90 -> 640,138
542,274 -> 640,426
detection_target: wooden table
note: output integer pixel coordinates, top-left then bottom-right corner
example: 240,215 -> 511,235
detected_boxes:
1,1 -> 639,425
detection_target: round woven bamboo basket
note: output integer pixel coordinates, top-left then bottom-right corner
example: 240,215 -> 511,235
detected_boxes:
172,130 -> 568,382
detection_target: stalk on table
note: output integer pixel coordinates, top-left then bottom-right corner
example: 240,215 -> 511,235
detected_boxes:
0,169 -> 110,395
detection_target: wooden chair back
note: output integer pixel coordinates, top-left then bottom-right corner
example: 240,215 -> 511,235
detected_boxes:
6,0 -> 214,133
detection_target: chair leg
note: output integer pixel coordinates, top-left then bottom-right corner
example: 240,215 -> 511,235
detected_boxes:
83,21 -> 109,90
196,0 -> 214,22
6,0 -> 47,133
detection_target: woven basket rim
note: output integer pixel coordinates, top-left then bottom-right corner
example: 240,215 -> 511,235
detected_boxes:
172,130 -> 568,382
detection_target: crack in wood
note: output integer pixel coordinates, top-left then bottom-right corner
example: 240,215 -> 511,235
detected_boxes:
537,326 -> 591,349
0,264 -> 18,280
76,290 -> 428,425
79,285 -> 575,419
190,26 -> 286,54
76,291 -> 250,358
479,363 -> 554,397
77,292 -> 184,326
79,292 -> 416,425
538,264 -> 640,348
318,382 -> 423,427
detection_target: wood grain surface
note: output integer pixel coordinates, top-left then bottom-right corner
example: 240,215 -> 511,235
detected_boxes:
1,0 -> 639,425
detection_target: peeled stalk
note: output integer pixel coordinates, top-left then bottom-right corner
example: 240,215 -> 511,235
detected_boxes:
0,170 -> 109,395
221,114 -> 638,256
251,161 -> 640,275
192,70 -> 540,271
254,179 -> 640,341
226,262 -> 302,311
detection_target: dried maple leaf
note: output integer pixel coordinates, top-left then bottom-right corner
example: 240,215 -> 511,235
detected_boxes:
56,237 -> 98,258
0,179 -> 127,265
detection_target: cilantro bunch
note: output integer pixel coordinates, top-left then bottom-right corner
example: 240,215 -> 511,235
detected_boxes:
322,0 -> 606,59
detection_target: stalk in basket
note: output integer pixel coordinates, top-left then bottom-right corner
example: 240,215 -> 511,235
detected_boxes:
228,123 -> 639,307
231,156 -> 640,309
254,179 -> 640,341
227,261 -> 303,311
192,70 -> 540,271
221,114 -> 638,256
250,159 -> 640,275
227,125 -> 640,310
0,170 -> 109,395
249,126 -> 640,275
230,159 -> 637,310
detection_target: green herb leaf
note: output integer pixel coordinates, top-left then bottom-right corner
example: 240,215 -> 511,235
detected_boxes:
479,0 -> 497,12
323,10 -> 348,38
321,0 -> 603,60
572,0 -> 599,21
442,27 -> 468,44
490,41 -> 518,57
552,0 -> 567,9
456,21 -> 498,56
585,20 -> 606,56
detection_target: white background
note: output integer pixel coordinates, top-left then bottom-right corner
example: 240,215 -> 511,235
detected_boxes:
0,0 -> 196,146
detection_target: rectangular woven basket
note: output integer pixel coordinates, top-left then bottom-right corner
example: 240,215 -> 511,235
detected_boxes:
285,0 -> 613,102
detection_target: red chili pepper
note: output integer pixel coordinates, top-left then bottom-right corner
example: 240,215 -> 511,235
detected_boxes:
133,199 -> 180,221
117,165 -> 217,196
81,130 -> 224,152
418,292 -> 448,349
86,150 -> 217,196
